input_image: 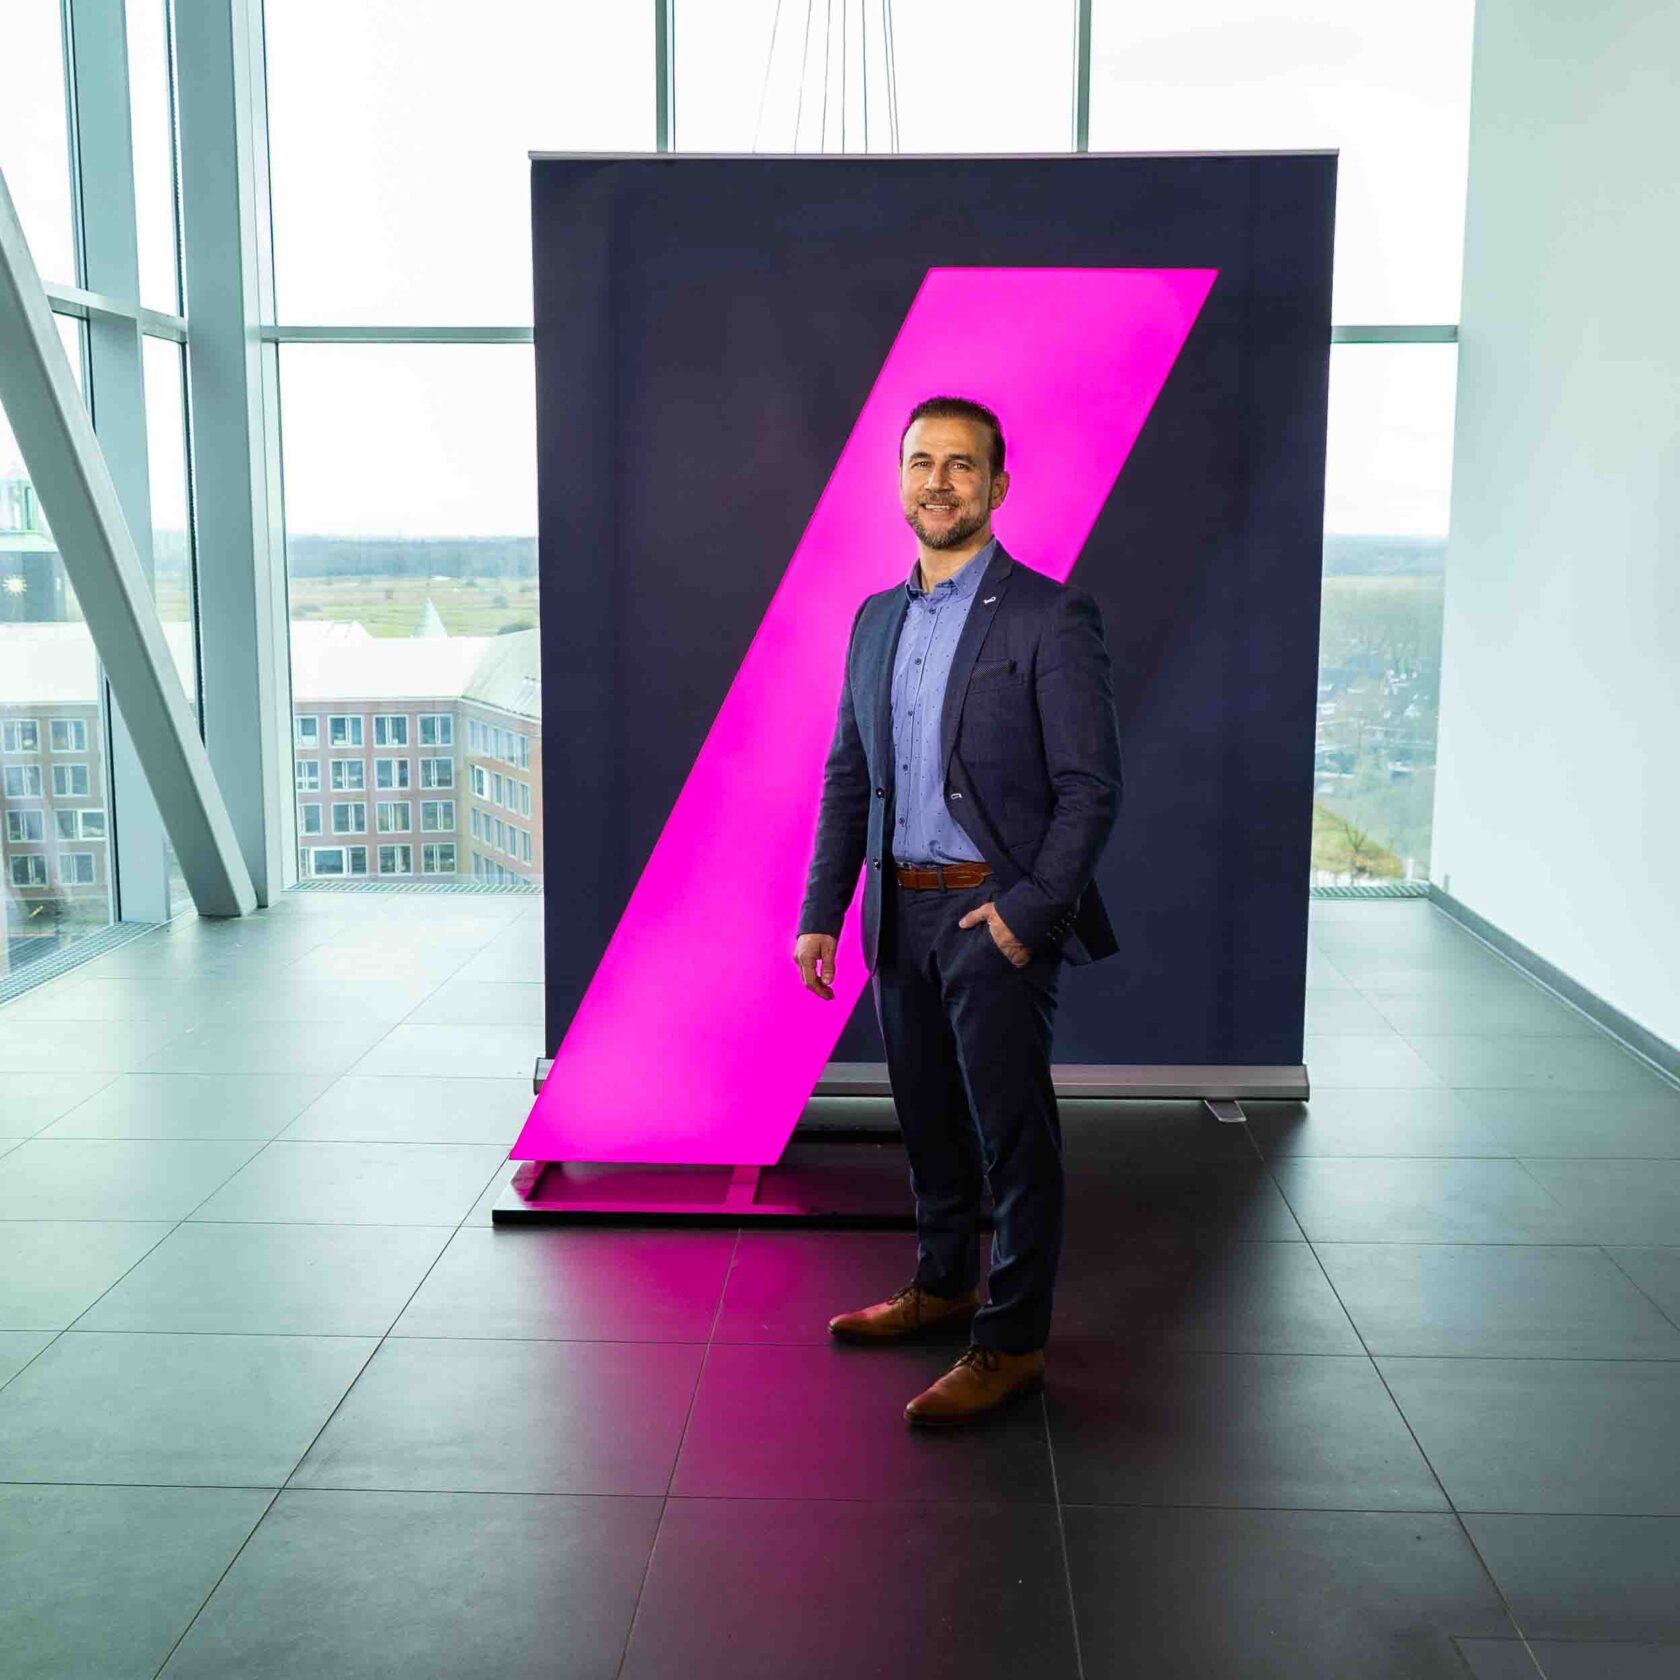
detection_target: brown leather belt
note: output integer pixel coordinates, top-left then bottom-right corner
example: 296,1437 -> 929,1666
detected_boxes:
895,861 -> 994,890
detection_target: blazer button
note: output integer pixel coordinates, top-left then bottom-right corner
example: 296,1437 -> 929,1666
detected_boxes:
874,787 -> 884,798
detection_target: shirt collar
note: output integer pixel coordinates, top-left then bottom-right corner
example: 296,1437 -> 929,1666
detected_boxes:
906,536 -> 997,603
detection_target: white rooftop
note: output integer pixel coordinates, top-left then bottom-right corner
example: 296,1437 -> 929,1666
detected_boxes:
0,618 -> 541,721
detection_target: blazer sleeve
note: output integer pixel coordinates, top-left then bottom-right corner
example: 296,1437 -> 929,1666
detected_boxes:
992,587 -> 1124,951
798,599 -> 872,937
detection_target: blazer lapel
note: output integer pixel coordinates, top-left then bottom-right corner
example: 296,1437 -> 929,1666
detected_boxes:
939,541 -> 1015,782
872,589 -> 911,796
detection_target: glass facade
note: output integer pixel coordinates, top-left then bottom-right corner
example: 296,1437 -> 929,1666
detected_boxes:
276,343 -> 541,887
1315,343 -> 1458,883
0,327 -> 117,979
1090,0 -> 1474,323
1,0 -> 1473,966
263,0 -> 655,324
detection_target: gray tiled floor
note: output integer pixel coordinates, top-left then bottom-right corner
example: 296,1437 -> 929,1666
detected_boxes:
0,892 -> 1675,1680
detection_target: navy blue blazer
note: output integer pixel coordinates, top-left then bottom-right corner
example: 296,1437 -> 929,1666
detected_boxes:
800,540 -> 1124,972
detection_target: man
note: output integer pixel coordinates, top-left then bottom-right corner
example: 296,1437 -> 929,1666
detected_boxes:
795,394 -> 1124,1427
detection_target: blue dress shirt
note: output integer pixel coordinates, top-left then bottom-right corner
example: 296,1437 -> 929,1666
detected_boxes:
889,538 -> 995,864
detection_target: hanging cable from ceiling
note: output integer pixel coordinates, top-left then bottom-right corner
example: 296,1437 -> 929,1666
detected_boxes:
753,0 -> 788,154
883,0 -> 901,152
792,0 -> 815,152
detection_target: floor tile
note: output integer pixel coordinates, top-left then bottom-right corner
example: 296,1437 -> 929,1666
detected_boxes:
290,1337 -> 702,1495
1454,1088 -> 1680,1158
280,946 -> 477,984
0,1139 -> 262,1221
77,1223 -> 453,1336
1453,1638 -> 1546,1678
1055,1234 -> 1363,1353
159,1489 -> 659,1680
1301,988 -> 1402,1034
0,1018 -> 190,1073
1462,1514 -> 1680,1642
1378,1357 -> 1680,1514
1246,1088 -> 1506,1158
0,1071 -> 116,1131
1064,1505 -> 1515,1680
278,1075 -> 534,1144
0,1331 -> 375,1486
1364,986 -> 1599,1038
1044,1348 -> 1447,1511
192,977 -> 440,1024
394,1226 -> 733,1341
671,1342 -> 1055,1503
0,975 -> 232,1026
40,1073 -> 333,1141
1302,1034 -> 1446,1089
400,980 -> 544,1028
1519,1159 -> 1680,1244
139,1020 -> 392,1077
0,1221 -> 172,1329
1269,1158 -> 1582,1243
1059,1098 -> 1260,1165
188,1140 -> 507,1226
1405,1035 -> 1672,1094
1315,1244 -> 1680,1358
1605,1247 -> 1680,1325
1519,1643 -> 1680,1678
0,1330 -> 55,1385
346,1023 -> 541,1079
0,1484 -> 272,1680
715,1229 -> 940,1344
620,1497 -> 1078,1680
1065,1158 -> 1306,1242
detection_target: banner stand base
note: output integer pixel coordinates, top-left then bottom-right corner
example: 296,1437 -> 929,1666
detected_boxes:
489,1140 -> 930,1229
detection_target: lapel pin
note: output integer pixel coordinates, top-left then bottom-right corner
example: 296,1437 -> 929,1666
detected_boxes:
982,596 -> 997,604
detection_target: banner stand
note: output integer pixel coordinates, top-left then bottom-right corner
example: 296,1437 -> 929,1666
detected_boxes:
488,1061 -> 1310,1228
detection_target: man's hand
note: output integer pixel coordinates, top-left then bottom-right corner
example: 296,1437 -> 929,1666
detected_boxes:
958,901 -> 1032,968
794,932 -> 838,1000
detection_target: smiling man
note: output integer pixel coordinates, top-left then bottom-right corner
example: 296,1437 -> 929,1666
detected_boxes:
795,394 -> 1125,1426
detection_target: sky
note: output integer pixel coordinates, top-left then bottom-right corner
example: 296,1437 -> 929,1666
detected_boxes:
3,1 -> 1471,540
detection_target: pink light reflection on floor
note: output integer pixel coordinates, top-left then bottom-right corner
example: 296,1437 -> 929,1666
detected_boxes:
513,267 -> 1217,1166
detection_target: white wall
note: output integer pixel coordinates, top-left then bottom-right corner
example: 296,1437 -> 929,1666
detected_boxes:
1431,0 -> 1680,1050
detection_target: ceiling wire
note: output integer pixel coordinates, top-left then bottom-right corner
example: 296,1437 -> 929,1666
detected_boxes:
841,0 -> 848,152
820,0 -> 833,151
752,0 -> 788,153
861,0 -> 869,150
793,0 -> 814,151
883,0 -> 901,151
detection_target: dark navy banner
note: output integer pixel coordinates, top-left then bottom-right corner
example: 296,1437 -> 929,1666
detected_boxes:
532,153 -> 1333,1077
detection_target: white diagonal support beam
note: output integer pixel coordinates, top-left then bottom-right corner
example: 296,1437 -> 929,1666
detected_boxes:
0,169 -> 256,917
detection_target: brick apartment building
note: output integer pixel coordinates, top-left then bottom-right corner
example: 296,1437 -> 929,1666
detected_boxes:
0,609 -> 543,966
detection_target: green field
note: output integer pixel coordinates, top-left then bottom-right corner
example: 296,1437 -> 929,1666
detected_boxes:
288,574 -> 540,638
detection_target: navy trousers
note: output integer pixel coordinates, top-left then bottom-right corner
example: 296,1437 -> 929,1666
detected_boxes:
871,876 -> 1065,1354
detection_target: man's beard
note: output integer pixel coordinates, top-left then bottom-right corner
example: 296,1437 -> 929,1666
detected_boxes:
906,501 -> 989,550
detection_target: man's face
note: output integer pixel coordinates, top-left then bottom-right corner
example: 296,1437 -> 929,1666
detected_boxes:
899,417 -> 1010,550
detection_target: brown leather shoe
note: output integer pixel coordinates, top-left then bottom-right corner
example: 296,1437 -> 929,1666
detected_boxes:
828,1281 -> 982,1343
903,1345 -> 1046,1427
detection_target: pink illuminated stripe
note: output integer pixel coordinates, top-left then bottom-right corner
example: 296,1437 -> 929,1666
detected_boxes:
513,267 -> 1217,1165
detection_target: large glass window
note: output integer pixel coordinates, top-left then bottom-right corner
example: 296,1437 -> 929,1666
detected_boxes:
1312,342 -> 1456,885
0,3 -> 78,283
0,325 -> 116,978
278,343 -> 539,885
263,0 -> 655,323
1090,1 -> 1473,323
127,0 -> 181,312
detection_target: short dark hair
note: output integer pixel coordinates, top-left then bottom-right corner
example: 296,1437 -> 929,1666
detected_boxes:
899,396 -> 1005,477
